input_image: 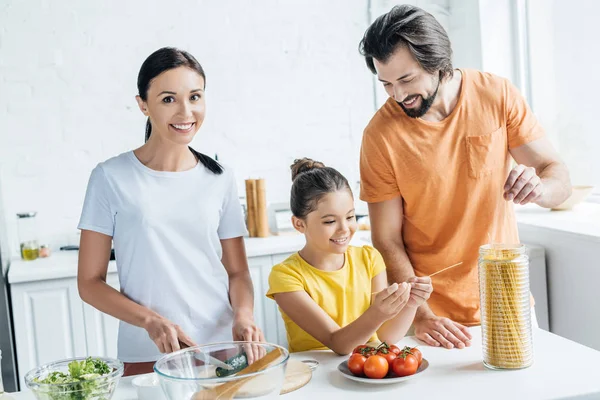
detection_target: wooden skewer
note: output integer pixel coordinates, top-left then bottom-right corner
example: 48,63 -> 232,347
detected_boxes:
428,261 -> 463,278
371,261 -> 465,298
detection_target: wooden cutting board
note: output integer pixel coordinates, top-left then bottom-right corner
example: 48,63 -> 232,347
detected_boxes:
280,359 -> 313,395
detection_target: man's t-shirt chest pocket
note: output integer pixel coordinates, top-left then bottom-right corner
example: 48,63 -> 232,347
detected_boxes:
466,126 -> 508,178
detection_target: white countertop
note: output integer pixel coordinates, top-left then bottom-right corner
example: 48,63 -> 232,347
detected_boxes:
515,202 -> 600,240
7,231 -> 373,284
7,326 -> 600,400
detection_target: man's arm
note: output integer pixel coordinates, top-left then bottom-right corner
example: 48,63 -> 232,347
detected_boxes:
368,197 -> 472,349
368,196 -> 413,284
505,138 -> 572,208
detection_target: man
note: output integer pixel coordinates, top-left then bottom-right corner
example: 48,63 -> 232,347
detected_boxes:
358,5 -> 571,349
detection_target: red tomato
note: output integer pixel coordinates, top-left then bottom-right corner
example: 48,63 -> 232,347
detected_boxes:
392,354 -> 419,377
348,353 -> 367,376
363,355 -> 389,379
389,345 -> 401,355
410,347 -> 423,367
352,345 -> 369,354
377,349 -> 397,366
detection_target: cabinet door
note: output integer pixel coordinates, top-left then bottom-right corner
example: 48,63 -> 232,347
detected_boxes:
270,253 -> 295,349
82,273 -> 120,358
11,278 -> 87,388
247,256 -> 275,344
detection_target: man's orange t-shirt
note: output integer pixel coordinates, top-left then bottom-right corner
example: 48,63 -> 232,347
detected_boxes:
359,69 -> 544,326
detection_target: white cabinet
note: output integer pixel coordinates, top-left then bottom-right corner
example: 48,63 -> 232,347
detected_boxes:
82,273 -> 120,359
11,278 -> 87,388
247,256 -> 276,344
248,252 -> 293,349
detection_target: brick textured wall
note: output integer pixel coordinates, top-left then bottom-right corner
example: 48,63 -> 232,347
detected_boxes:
0,0 -> 377,256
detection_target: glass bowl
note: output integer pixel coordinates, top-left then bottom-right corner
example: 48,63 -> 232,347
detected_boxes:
24,357 -> 124,400
154,342 -> 289,399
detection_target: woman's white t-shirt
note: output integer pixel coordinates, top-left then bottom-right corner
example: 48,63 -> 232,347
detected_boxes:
78,151 -> 247,362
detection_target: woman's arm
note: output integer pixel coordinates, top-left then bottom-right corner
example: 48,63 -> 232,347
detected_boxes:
78,230 -> 195,353
273,281 -> 409,355
221,237 -> 265,342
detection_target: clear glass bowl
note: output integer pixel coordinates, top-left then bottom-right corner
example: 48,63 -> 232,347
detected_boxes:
24,357 -> 124,400
154,342 -> 289,399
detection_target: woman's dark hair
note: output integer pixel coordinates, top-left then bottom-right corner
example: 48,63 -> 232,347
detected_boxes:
359,5 -> 453,81
290,158 -> 352,219
137,47 -> 222,174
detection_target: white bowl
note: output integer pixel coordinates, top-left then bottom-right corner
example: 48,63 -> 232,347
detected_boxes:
132,373 -> 167,400
551,185 -> 594,210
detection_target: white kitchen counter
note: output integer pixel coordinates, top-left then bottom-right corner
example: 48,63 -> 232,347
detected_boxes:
7,326 -> 600,400
515,202 -> 600,352
515,202 -> 600,241
7,231 -> 373,284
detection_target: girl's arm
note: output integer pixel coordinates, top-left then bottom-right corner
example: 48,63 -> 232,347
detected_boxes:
376,271 -> 433,344
78,230 -> 196,353
273,281 -> 409,355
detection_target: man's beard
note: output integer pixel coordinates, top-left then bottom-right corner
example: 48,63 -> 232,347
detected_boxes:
397,77 -> 441,118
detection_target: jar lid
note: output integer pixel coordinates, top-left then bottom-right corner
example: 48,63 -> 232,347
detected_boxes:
17,212 -> 37,218
40,244 -> 49,249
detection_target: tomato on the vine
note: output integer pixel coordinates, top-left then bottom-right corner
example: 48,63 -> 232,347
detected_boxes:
392,353 -> 419,377
348,353 -> 367,376
352,345 -> 369,354
389,344 -> 401,355
401,346 -> 423,367
363,355 -> 389,379
377,348 -> 397,366
410,347 -> 423,367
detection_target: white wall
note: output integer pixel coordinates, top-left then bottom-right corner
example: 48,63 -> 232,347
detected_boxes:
0,1 -> 376,256
448,0 -> 483,72
528,0 -> 600,188
454,0 -> 600,187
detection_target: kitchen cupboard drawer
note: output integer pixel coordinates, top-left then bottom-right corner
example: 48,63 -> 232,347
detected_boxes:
11,278 -> 87,388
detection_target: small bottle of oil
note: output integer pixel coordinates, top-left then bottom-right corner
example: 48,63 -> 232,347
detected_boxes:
17,212 -> 39,261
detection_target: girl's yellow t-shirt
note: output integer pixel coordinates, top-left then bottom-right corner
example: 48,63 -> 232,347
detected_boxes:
266,245 -> 386,352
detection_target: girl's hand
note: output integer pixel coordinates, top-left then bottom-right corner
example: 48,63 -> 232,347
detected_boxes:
407,276 -> 433,308
370,282 -> 411,320
233,314 -> 266,364
144,315 -> 197,353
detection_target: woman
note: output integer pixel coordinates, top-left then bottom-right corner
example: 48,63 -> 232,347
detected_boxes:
77,47 -> 263,376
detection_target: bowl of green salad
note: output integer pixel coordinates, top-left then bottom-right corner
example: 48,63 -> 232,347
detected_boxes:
24,357 -> 124,400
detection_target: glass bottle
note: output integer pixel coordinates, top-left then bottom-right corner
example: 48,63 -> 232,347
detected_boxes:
17,212 -> 39,261
478,243 -> 533,369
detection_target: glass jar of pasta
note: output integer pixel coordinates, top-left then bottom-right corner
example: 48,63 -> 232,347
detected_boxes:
478,243 -> 533,370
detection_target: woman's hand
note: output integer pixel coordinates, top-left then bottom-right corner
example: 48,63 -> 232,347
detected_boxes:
232,313 -> 265,364
144,314 -> 197,353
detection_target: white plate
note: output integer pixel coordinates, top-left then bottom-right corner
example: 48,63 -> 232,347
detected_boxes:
338,358 -> 429,385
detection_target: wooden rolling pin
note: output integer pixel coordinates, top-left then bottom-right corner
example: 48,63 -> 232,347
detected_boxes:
255,179 -> 270,237
190,347 -> 285,400
245,179 -> 257,237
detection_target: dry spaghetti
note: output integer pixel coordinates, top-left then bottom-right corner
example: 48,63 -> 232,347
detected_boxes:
478,244 -> 533,369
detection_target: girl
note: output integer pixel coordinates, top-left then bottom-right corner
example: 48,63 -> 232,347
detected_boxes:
267,158 -> 432,354
77,47 -> 263,376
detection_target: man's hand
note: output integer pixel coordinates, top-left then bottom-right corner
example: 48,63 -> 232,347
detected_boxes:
414,313 -> 472,349
503,164 -> 543,205
406,276 -> 433,308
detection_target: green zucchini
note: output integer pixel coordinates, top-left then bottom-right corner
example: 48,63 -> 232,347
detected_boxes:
215,352 -> 248,377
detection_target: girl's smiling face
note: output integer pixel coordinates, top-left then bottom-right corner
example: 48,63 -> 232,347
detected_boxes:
294,190 -> 357,254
